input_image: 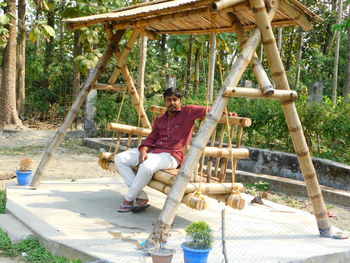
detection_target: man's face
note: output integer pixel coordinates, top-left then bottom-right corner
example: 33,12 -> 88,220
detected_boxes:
164,95 -> 181,113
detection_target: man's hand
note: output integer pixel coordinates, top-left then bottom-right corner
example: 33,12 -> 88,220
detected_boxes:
139,147 -> 148,164
222,111 -> 238,117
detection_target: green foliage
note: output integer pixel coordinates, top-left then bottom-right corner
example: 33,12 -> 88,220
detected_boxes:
0,230 -> 81,262
0,190 -> 5,214
185,221 -> 213,250
244,181 -> 270,192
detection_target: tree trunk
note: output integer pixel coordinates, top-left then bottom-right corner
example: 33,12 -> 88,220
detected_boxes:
344,8 -> 350,101
0,0 -> 22,130
42,1 -> 55,92
185,34 -> 194,95
73,31 -> 82,97
295,29 -> 304,89
194,48 -> 200,94
331,0 -> 344,104
138,33 -> 148,103
16,0 -> 26,117
285,27 -> 295,70
277,28 -> 283,53
208,33 -> 217,102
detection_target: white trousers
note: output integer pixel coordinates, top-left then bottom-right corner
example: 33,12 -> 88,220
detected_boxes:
114,148 -> 178,202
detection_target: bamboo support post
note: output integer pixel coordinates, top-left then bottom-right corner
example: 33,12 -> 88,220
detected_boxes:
223,87 -> 298,101
250,0 -> 331,236
108,123 -> 151,136
108,29 -> 140,84
211,0 -> 245,12
91,83 -> 126,91
30,30 -> 126,188
214,124 -> 227,177
105,25 -> 151,129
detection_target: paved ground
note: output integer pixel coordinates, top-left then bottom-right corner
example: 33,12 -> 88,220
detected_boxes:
5,177 -> 350,263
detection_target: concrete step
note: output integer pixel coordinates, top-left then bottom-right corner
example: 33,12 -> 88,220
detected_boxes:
0,214 -> 34,243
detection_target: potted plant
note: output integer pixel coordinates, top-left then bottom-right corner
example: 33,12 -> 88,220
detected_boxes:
16,158 -> 33,186
181,221 -> 213,263
148,226 -> 176,263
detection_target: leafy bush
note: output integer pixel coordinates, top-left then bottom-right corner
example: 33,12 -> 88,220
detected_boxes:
185,221 -> 213,250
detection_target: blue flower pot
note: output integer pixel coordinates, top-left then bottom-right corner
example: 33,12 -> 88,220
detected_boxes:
15,170 -> 32,186
181,242 -> 211,263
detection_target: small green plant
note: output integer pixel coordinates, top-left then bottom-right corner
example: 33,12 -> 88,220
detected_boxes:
0,228 -> 81,263
0,190 -> 5,214
185,221 -> 213,250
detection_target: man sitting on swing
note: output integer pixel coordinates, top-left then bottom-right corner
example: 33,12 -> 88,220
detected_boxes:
115,87 -> 237,212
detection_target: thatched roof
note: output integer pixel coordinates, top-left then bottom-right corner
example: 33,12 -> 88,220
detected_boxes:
64,0 -> 322,34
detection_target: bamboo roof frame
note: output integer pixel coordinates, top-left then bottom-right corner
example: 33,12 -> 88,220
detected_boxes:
64,0 -> 322,33
30,0 -> 338,252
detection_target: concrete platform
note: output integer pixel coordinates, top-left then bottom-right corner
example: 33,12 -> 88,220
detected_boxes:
5,177 -> 350,263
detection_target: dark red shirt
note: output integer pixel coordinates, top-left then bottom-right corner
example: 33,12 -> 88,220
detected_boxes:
140,105 -> 208,166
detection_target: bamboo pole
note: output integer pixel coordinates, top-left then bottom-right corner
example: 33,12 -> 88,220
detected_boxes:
231,14 -> 274,95
150,105 -> 252,126
91,83 -> 126,91
207,193 -> 245,210
148,180 -> 207,210
250,0 -> 331,236
108,29 -> 140,84
211,0 -> 245,12
105,25 -> 151,129
223,87 -> 298,100
108,123 -> 151,136
30,30 -> 126,188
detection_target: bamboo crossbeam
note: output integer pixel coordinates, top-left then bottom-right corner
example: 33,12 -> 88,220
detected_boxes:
223,87 -> 298,101
30,30 -> 126,188
279,0 -> 313,31
250,0 -> 331,236
211,0 -> 245,12
149,105 -> 252,127
91,83 -> 126,91
99,152 -> 115,161
148,180 -> 207,210
108,123 -> 151,136
207,193 -> 245,210
144,29 -> 157,41
108,29 -> 140,84
204,147 -> 249,159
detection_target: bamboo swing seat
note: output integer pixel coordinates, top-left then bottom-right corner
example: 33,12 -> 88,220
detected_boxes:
98,105 -> 251,210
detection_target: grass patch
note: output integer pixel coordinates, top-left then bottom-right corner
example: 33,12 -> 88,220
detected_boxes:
0,229 -> 81,263
0,146 -> 45,156
0,190 -> 5,214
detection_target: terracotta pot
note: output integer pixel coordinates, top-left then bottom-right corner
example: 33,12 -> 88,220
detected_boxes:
149,247 -> 176,263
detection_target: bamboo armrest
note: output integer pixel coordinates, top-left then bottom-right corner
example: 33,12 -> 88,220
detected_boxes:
149,105 -> 251,127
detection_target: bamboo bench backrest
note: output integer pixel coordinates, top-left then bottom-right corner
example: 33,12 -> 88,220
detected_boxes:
107,105 -> 252,183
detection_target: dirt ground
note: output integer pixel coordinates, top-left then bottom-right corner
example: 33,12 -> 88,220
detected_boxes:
1,125 -> 349,234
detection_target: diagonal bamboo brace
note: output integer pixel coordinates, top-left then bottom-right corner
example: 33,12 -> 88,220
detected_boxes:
250,0 -> 331,236
30,30 -> 126,188
108,29 -> 140,84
